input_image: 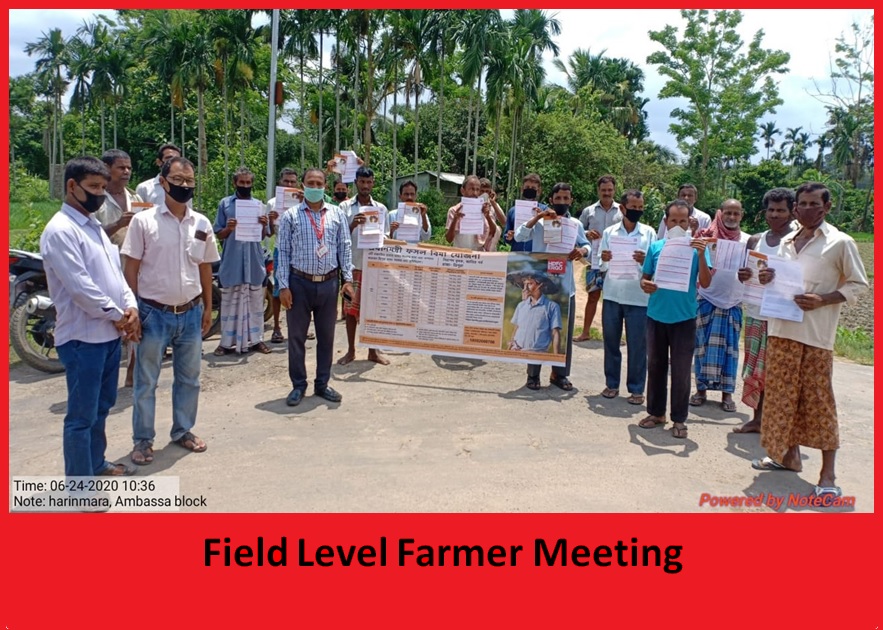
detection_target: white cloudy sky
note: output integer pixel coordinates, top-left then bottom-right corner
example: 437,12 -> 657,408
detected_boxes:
8,8 -> 874,158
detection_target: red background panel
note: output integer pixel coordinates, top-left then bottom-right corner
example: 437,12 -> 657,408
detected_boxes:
2,0 -> 878,627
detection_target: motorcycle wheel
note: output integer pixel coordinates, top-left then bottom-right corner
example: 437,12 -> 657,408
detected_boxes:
203,283 -> 222,340
10,293 -> 65,374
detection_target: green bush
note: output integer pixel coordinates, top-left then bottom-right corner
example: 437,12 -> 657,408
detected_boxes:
9,168 -> 50,203
11,203 -> 49,252
834,326 -> 873,365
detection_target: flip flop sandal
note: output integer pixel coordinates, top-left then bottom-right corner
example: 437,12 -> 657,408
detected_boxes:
550,375 -> 573,391
812,485 -> 843,498
270,330 -> 285,343
601,388 -> 619,399
751,456 -> 789,471
175,432 -> 207,453
213,346 -> 233,356
638,416 -> 666,429
131,442 -> 154,466
689,393 -> 707,406
721,400 -> 737,412
252,342 -> 272,354
627,394 -> 645,405
671,425 -> 688,439
526,377 -> 541,391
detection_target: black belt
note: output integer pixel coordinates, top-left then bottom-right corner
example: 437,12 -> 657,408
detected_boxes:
290,267 -> 338,283
140,295 -> 202,314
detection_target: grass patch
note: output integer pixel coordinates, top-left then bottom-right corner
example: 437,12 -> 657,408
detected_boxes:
9,201 -> 57,231
573,325 -> 603,341
847,231 -> 874,243
834,326 -> 873,365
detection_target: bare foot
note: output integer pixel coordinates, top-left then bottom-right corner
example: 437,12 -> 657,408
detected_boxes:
337,350 -> 356,365
368,349 -> 390,365
732,419 -> 761,433
573,334 -> 591,342
781,446 -> 803,472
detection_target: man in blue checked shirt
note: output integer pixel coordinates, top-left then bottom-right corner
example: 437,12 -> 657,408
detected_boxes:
277,167 -> 355,407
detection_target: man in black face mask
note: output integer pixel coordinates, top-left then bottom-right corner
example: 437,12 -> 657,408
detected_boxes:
514,182 -> 591,391
212,167 -> 272,356
597,190 -> 657,405
332,178 -> 349,204
504,173 -> 547,252
41,156 -> 141,481
122,157 -> 220,465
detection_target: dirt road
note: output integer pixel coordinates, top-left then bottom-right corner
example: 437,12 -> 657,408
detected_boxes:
8,302 -> 874,512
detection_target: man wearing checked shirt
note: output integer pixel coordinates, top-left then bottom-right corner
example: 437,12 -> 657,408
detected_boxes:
277,167 -> 355,407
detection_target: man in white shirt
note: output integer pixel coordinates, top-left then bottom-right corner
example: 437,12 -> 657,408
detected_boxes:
95,149 -> 145,387
597,190 -> 656,404
40,157 -> 141,478
445,174 -> 500,251
388,180 -> 431,243
266,167 -> 304,344
134,143 -> 182,206
122,156 -> 220,466
575,175 -> 622,342
337,166 -> 390,366
656,183 -> 712,239
689,200 -> 751,413
752,182 -> 868,499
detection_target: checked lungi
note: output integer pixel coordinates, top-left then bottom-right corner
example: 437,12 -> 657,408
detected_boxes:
693,298 -> 741,393
741,316 -> 767,409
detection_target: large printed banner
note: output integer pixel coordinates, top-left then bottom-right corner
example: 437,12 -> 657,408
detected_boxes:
359,245 -> 571,366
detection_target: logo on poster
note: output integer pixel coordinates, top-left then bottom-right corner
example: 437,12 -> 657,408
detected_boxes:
547,259 -> 565,274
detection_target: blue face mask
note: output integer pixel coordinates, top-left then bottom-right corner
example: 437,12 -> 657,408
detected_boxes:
303,187 -> 325,203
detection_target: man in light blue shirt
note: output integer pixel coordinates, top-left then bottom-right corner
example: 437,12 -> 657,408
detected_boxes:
514,182 -> 590,391
508,275 -> 562,353
598,189 -> 657,405
41,156 -> 140,478
639,199 -> 712,440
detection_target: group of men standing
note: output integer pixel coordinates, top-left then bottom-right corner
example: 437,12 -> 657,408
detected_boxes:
41,145 -> 868,499
43,147 -> 216,478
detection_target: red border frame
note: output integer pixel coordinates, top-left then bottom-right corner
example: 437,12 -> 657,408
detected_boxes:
3,3 -> 878,627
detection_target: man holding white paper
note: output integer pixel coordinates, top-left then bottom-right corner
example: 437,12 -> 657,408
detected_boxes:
732,188 -> 795,434
213,167 -> 271,355
266,168 -> 305,344
751,182 -> 867,500
639,200 -> 711,439
504,173 -> 546,252
445,175 -> 500,251
388,180 -> 431,243
575,175 -> 622,342
338,166 -> 390,366
689,200 -> 750,413
515,182 -> 590,391
598,189 -> 656,404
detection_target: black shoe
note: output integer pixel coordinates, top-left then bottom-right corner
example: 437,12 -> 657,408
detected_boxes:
286,388 -> 306,406
314,386 -> 342,403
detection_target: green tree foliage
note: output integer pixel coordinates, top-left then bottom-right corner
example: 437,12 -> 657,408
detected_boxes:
647,10 -> 790,197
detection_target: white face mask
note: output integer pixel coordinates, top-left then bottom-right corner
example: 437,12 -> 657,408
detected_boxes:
667,226 -> 691,239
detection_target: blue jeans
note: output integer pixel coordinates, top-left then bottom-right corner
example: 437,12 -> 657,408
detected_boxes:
56,338 -> 121,476
602,300 -> 648,394
133,300 -> 204,445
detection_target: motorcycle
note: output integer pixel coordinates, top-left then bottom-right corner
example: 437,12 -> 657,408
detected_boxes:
9,248 -> 64,373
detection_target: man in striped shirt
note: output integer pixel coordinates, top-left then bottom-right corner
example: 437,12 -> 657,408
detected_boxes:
277,167 -> 355,407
